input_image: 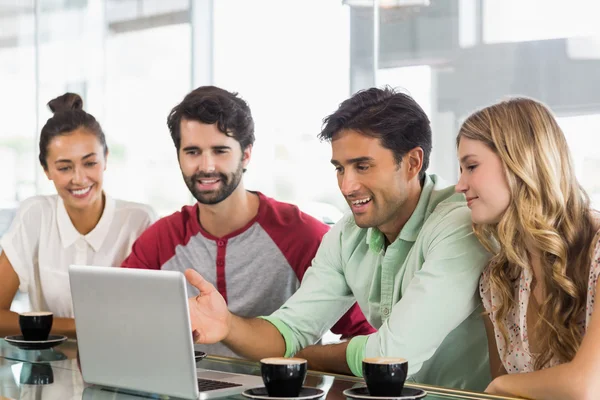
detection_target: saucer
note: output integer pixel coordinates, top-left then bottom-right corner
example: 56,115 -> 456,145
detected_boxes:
343,386 -> 426,400
4,335 -> 68,350
242,387 -> 325,400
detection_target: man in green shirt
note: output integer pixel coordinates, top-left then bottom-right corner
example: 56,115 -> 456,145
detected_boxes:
185,87 -> 491,391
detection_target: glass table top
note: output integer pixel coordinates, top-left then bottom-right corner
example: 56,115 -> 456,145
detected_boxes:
0,338 -> 519,400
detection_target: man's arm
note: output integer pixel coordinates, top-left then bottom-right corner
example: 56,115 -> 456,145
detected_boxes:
186,220 -> 356,360
186,269 -> 286,359
223,316 -> 286,360
275,208 -> 489,378
295,341 -> 351,375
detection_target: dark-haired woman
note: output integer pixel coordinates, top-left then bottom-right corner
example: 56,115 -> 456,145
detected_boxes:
0,93 -> 156,338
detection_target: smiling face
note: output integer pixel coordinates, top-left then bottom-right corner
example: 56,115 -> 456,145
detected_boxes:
331,129 -> 421,234
178,119 -> 251,205
44,128 -> 107,212
456,137 -> 511,224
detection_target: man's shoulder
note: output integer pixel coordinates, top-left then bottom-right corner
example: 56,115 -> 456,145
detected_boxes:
415,175 -> 479,246
257,192 -> 329,237
423,175 -> 471,226
136,203 -> 198,243
425,175 -> 466,210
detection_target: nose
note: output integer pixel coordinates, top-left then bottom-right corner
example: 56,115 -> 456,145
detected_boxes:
198,154 -> 216,173
339,170 -> 360,197
71,166 -> 87,185
455,171 -> 468,193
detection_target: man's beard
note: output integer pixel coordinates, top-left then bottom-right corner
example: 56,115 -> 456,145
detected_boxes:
183,162 -> 244,205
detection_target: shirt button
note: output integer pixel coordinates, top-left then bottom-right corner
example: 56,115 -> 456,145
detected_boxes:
217,240 -> 225,247
383,307 -> 390,316
216,259 -> 224,267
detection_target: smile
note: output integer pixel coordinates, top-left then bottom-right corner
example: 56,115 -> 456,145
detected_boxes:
351,197 -> 371,205
198,179 -> 220,184
69,186 -> 92,197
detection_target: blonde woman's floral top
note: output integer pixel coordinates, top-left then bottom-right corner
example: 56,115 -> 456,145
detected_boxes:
480,229 -> 600,373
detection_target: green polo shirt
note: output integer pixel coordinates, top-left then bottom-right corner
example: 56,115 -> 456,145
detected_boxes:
260,175 -> 491,391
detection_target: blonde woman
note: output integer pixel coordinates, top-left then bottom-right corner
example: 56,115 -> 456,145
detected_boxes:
455,97 -> 600,400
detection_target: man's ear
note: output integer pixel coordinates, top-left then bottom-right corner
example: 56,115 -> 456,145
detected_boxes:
405,147 -> 424,181
242,144 -> 253,170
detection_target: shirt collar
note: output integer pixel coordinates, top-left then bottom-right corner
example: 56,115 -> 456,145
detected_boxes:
366,174 -> 435,252
57,193 -> 116,252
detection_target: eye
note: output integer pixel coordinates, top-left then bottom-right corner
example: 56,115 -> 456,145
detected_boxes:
185,150 -> 199,156
334,166 -> 343,174
467,164 -> 478,172
85,161 -> 98,167
58,166 -> 71,172
214,149 -> 227,155
356,164 -> 370,172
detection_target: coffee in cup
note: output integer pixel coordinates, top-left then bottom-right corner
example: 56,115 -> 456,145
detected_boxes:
19,312 -> 53,341
260,357 -> 307,397
362,357 -> 408,396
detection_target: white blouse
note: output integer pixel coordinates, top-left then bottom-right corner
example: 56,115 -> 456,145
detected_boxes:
0,194 -> 156,318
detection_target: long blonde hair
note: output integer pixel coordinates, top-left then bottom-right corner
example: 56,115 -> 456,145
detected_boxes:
457,97 -> 596,370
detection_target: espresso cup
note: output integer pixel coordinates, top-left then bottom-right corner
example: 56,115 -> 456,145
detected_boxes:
260,357 -> 307,397
363,357 -> 408,397
19,311 -> 53,341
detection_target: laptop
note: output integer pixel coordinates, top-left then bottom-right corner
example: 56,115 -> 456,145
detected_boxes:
69,265 -> 262,399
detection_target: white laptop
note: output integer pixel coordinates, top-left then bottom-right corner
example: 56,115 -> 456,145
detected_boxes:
69,265 -> 262,400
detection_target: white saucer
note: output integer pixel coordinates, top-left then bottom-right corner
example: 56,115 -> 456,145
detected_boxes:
242,387 -> 325,400
343,386 -> 426,400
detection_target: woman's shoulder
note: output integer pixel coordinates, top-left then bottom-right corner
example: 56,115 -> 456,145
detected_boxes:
16,195 -> 58,217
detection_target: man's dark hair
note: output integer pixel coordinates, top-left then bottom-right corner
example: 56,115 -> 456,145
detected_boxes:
167,85 -> 255,152
319,86 -> 432,182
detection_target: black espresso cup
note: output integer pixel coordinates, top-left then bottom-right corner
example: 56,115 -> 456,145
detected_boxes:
260,357 -> 307,397
19,311 -> 53,341
363,357 -> 408,397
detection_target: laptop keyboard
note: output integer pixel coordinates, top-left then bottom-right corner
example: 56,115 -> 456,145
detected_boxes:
197,378 -> 243,392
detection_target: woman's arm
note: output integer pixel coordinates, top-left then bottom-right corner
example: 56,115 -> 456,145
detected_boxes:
486,276 -> 600,400
483,314 -> 507,379
0,252 -> 76,338
0,251 -> 22,337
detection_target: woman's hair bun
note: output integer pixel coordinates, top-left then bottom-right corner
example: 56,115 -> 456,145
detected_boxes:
47,93 -> 83,114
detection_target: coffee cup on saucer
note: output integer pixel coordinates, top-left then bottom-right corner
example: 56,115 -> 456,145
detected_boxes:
260,357 -> 307,397
362,357 -> 408,397
19,312 -> 53,341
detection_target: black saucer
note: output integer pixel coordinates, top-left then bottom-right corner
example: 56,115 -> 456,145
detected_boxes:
4,335 -> 67,350
343,386 -> 426,400
242,387 -> 325,400
195,350 -> 207,362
